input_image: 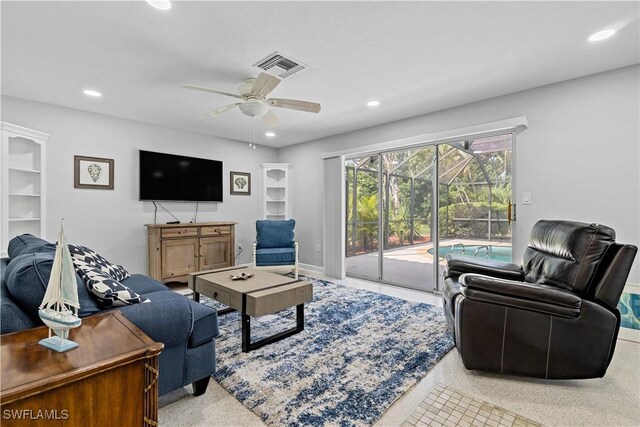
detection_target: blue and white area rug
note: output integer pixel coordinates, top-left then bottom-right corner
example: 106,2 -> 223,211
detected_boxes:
201,277 -> 454,426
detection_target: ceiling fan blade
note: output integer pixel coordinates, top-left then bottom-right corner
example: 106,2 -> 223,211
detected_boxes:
251,72 -> 281,96
182,84 -> 243,99
262,109 -> 280,127
207,103 -> 242,117
267,98 -> 321,113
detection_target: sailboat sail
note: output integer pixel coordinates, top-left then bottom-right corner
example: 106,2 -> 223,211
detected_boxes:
59,233 -> 80,310
38,226 -> 80,312
39,228 -> 64,310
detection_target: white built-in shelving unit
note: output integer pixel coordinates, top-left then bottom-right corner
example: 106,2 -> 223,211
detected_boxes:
261,163 -> 291,220
1,122 -> 49,256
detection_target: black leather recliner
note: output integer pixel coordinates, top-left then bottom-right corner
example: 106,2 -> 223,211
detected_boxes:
442,220 -> 637,379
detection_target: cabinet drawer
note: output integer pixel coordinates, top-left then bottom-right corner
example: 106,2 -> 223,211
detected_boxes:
209,288 -> 230,306
200,225 -> 231,236
161,227 -> 198,238
197,282 -> 231,306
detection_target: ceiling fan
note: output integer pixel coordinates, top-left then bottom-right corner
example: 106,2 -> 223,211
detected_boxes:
182,72 -> 321,127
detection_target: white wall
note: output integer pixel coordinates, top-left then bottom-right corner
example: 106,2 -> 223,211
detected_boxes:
278,65 -> 640,283
1,96 -> 277,273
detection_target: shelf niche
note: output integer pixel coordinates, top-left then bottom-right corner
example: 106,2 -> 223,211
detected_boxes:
261,164 -> 291,220
266,187 -> 286,201
1,122 -> 49,256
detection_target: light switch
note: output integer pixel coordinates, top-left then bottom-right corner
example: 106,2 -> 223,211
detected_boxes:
522,192 -> 532,205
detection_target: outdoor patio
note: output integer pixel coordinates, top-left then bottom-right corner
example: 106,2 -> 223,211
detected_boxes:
345,239 -> 512,292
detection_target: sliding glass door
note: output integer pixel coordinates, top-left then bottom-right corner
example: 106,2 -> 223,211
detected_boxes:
345,155 -> 380,281
346,147 -> 438,291
345,133 -> 513,292
380,147 -> 436,290
436,135 -> 513,288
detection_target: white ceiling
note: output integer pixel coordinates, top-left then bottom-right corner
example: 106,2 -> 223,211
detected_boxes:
2,1 -> 638,148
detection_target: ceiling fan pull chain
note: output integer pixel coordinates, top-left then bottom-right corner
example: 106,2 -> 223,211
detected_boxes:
249,117 -> 257,149
253,117 -> 257,149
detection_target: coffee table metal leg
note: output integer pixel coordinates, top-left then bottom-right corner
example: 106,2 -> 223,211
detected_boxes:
241,313 -> 251,353
241,304 -> 305,353
193,292 -> 200,303
297,303 -> 304,331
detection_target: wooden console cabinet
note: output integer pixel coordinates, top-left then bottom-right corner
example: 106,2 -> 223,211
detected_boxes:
146,222 -> 236,284
0,311 -> 163,427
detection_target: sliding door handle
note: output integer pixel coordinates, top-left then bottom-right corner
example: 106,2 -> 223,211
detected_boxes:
508,201 -> 516,224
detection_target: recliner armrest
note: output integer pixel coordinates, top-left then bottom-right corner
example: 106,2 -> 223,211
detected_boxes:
460,273 -> 582,318
445,254 -> 524,281
461,273 -> 582,307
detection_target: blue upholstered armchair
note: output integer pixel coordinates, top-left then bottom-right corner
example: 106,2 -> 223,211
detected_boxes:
253,219 -> 299,279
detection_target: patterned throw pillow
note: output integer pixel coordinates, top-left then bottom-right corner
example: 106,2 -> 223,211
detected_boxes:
76,264 -> 149,307
69,244 -> 130,282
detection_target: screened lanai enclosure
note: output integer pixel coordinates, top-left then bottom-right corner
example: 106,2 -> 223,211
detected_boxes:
345,134 -> 513,292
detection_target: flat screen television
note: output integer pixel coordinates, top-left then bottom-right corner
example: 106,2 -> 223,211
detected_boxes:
139,150 -> 223,202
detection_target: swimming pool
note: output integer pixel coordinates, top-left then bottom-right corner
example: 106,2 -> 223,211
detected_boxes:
428,244 -> 512,262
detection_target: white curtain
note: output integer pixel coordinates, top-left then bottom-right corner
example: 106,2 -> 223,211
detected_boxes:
323,155 -> 345,279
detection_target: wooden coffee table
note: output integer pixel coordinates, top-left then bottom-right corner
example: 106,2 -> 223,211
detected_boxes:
188,266 -> 312,353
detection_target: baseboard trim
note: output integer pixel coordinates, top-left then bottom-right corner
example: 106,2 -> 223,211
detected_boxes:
299,263 -> 325,275
234,262 -> 325,276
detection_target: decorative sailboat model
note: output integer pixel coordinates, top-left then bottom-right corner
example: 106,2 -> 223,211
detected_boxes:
38,221 -> 82,352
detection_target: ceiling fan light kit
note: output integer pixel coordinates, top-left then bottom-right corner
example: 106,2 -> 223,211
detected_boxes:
239,99 -> 270,118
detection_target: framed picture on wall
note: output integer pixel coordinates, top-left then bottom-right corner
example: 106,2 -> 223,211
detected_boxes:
230,171 -> 251,195
74,156 -> 114,190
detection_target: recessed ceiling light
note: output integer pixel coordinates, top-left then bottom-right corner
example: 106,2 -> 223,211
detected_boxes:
83,89 -> 102,97
145,0 -> 172,10
265,131 -> 276,138
366,100 -> 381,108
588,29 -> 616,42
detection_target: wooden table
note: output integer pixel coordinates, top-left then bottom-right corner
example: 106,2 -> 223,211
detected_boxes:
1,311 -> 164,426
189,266 -> 312,353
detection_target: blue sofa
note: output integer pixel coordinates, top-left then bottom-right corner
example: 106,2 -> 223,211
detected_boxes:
0,234 -> 219,396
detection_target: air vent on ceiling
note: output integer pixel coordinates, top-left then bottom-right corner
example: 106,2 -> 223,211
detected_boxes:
253,52 -> 307,79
